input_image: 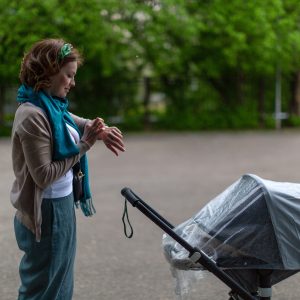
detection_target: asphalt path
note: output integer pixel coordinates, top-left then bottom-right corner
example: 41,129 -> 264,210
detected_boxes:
1,131 -> 300,300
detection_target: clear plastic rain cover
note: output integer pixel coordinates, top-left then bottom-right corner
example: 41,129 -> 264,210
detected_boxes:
163,174 -> 300,297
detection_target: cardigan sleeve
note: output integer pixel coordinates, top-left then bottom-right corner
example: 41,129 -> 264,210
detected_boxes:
70,112 -> 90,133
17,108 -> 90,189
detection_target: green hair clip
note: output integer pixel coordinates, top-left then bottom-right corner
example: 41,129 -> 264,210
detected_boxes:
59,43 -> 73,60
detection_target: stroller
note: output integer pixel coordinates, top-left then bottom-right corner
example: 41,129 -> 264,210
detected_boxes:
121,174 -> 300,300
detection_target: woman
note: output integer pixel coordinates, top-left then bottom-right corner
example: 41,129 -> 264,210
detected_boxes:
10,38 -> 125,300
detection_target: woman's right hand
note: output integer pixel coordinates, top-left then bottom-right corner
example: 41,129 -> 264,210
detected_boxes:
81,118 -> 105,148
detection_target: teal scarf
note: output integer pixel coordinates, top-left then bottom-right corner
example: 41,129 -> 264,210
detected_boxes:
17,84 -> 96,216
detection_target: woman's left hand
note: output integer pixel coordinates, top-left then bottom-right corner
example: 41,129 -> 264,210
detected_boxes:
98,126 -> 125,156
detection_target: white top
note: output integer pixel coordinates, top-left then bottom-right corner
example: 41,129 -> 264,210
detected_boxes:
42,123 -> 80,199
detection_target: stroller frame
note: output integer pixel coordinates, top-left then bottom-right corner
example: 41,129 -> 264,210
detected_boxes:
121,187 -> 273,300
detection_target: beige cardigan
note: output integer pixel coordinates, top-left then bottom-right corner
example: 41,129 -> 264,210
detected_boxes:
11,103 -> 90,241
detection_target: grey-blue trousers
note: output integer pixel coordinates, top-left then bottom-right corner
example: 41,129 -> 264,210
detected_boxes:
14,193 -> 76,300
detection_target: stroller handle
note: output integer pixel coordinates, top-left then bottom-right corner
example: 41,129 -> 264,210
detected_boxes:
121,187 -> 175,229
120,187 -> 259,300
121,187 -> 140,207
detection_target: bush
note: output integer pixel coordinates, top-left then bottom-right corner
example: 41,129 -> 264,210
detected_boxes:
0,125 -> 11,137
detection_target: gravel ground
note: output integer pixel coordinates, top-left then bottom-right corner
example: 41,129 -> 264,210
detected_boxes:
1,131 -> 300,300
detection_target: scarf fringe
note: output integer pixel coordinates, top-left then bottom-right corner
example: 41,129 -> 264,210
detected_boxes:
75,198 -> 96,216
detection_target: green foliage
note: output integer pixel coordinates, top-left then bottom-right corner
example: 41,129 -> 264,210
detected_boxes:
156,104 -> 260,130
0,125 -> 11,137
286,115 -> 300,127
2,0 -> 300,133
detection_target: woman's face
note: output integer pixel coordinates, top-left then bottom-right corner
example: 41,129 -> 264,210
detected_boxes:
47,61 -> 78,98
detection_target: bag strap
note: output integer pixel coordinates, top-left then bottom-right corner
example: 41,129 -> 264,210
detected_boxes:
73,161 -> 81,174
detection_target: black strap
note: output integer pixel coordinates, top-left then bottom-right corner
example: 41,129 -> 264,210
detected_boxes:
73,161 -> 81,174
122,199 -> 133,238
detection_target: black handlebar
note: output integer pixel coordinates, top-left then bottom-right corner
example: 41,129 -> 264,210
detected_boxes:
121,187 -> 140,207
120,187 -> 258,300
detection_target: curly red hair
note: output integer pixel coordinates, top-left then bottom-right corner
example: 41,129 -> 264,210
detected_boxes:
19,38 -> 83,91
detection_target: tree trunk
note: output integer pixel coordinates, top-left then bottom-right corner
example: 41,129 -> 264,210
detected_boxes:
257,78 -> 265,128
290,71 -> 300,116
143,76 -> 151,130
208,71 -> 244,106
236,71 -> 245,105
0,86 -> 5,126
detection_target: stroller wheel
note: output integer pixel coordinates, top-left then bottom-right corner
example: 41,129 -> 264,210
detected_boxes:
228,291 -> 241,300
228,290 -> 258,300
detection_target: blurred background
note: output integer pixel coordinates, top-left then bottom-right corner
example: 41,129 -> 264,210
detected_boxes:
2,0 -> 300,134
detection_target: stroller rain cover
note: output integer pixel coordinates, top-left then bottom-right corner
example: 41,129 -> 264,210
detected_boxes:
163,174 -> 300,296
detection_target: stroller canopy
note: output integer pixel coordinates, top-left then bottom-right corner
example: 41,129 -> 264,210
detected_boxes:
163,174 -> 300,271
